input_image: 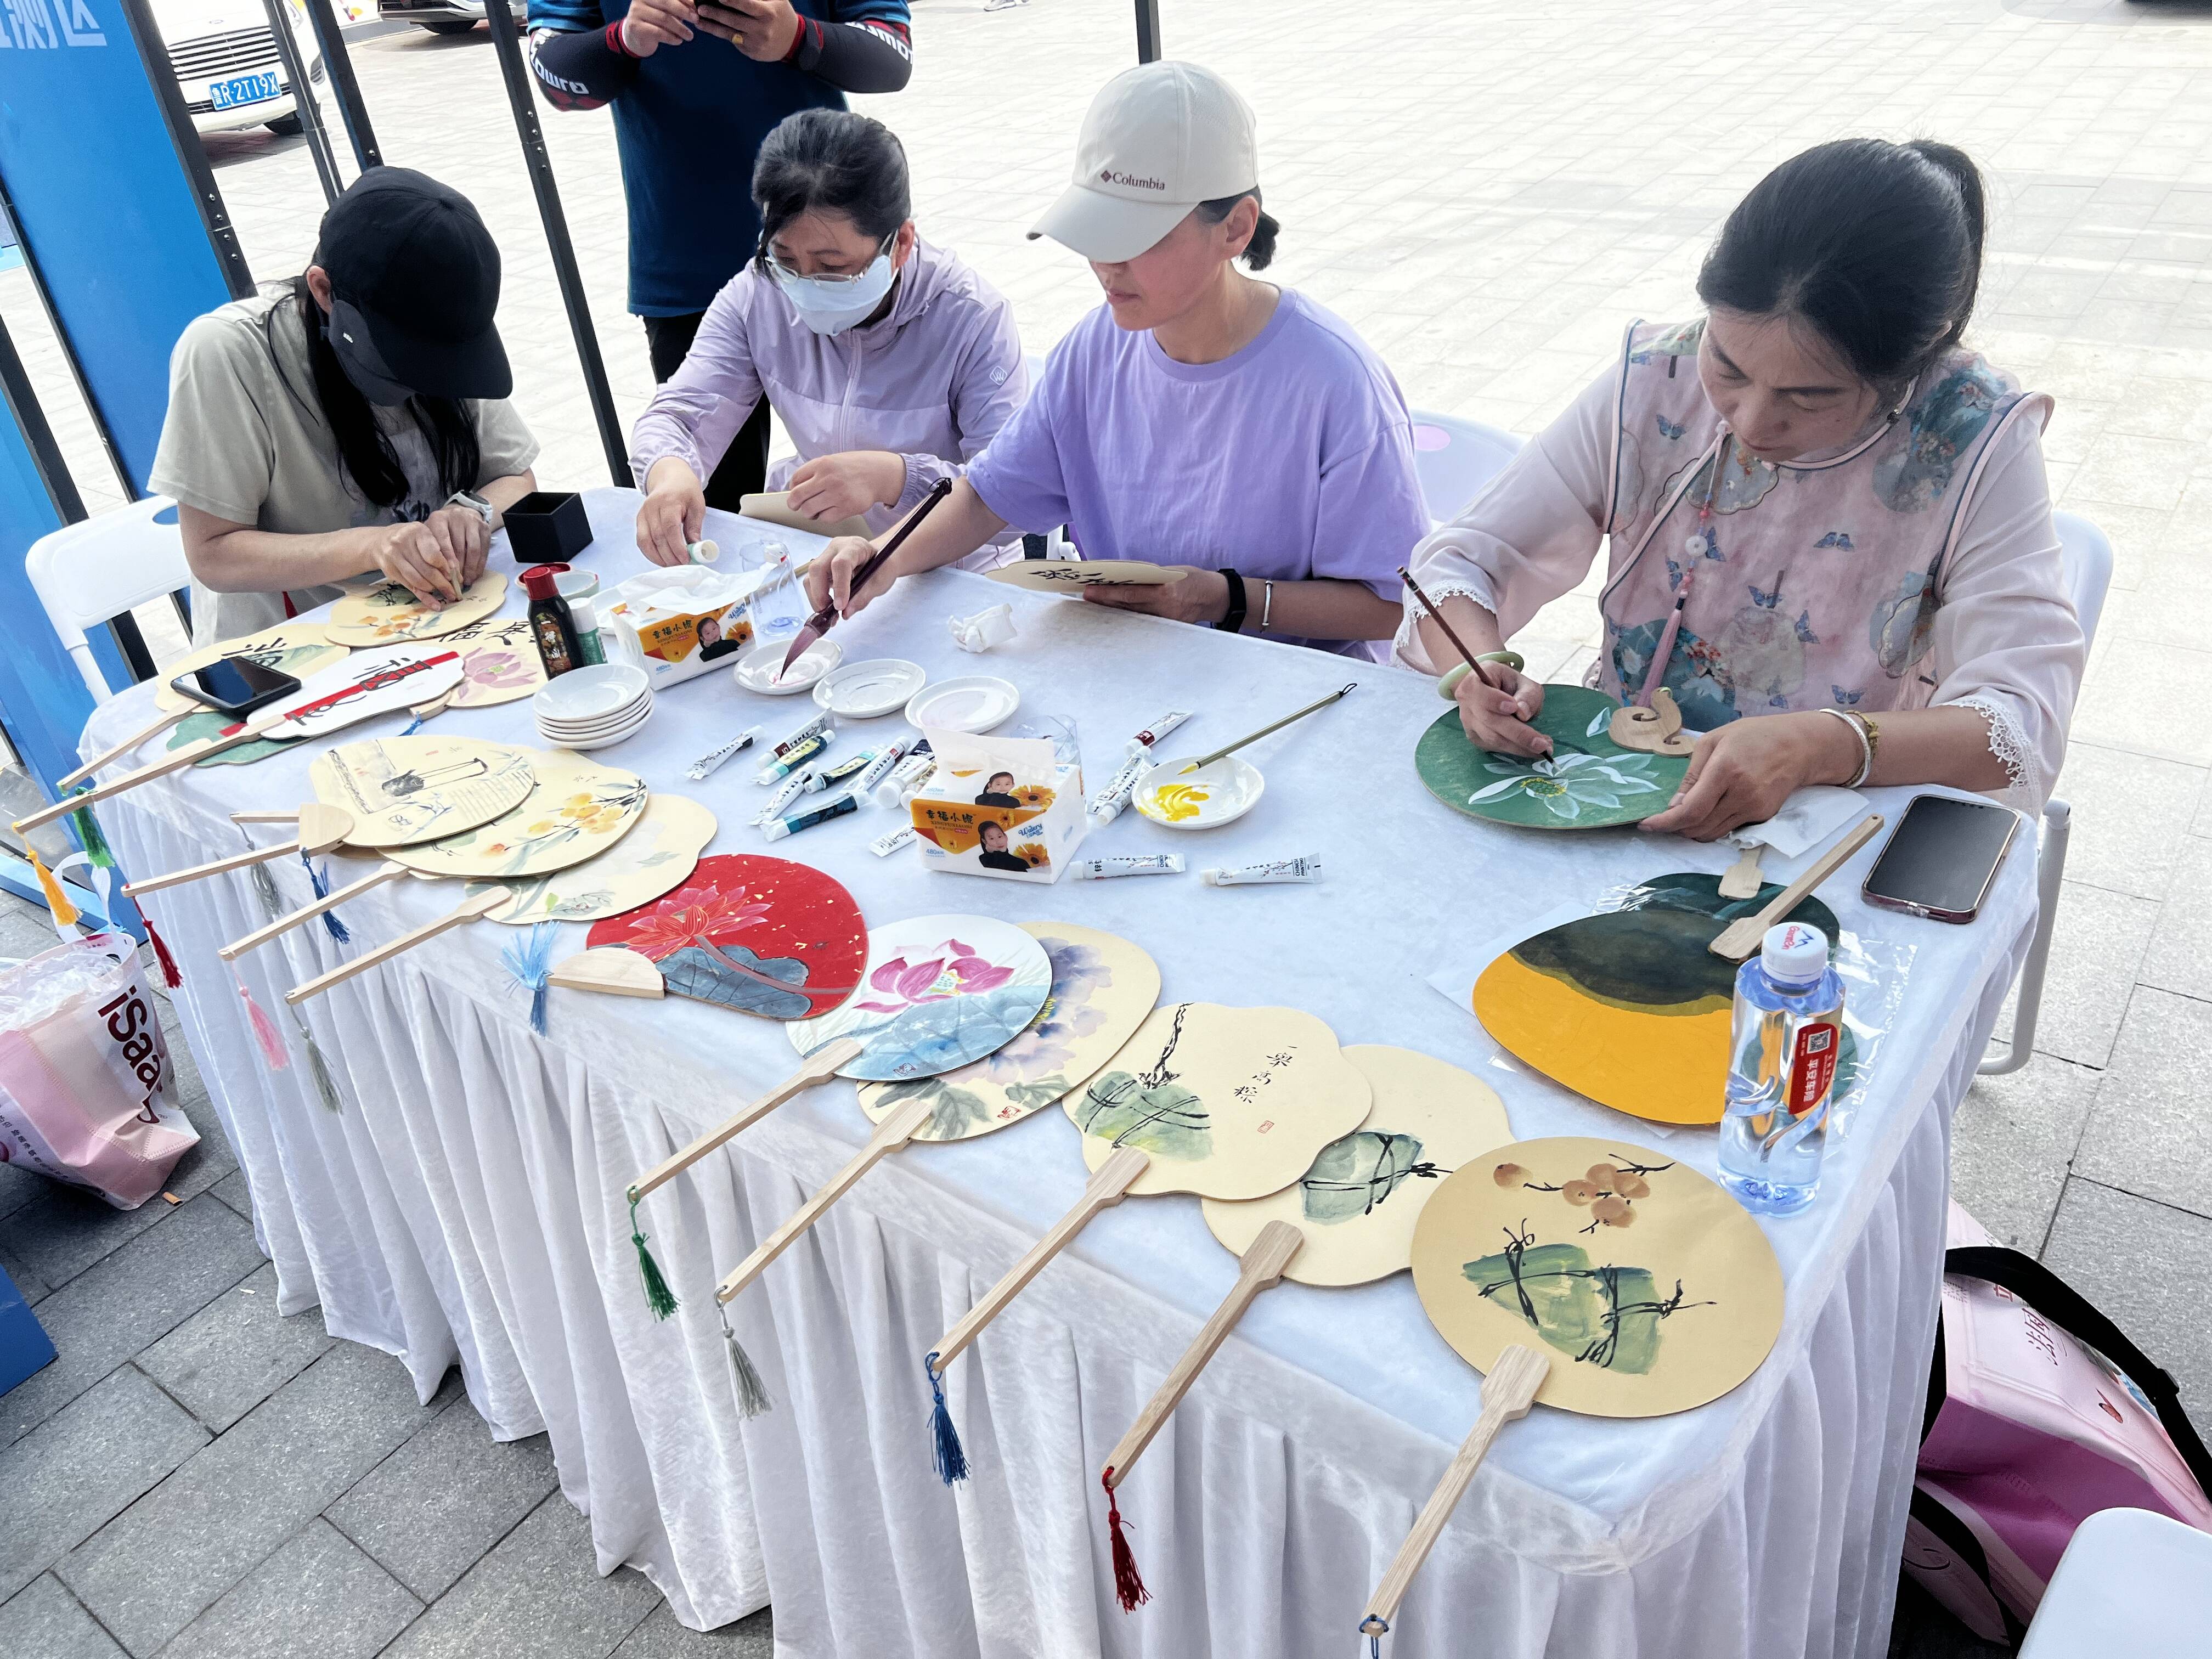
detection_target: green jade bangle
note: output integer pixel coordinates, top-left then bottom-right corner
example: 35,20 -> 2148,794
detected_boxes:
1437,651 -> 1526,701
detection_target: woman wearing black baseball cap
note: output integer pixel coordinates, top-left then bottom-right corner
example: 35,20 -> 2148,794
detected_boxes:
150,167 -> 540,642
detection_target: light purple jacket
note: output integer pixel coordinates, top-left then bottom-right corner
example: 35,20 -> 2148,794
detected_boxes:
628,237 -> 1028,562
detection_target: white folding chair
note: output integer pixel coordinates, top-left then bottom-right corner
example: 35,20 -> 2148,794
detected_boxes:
1408,411 -> 1523,525
1980,509 -> 2113,1075
2017,1507 -> 2212,1654
24,496 -> 193,704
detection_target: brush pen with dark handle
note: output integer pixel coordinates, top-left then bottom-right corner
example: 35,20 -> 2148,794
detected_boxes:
781,477 -> 956,674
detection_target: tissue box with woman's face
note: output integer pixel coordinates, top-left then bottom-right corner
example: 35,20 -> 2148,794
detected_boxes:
603,565 -> 777,690
909,727 -> 1086,884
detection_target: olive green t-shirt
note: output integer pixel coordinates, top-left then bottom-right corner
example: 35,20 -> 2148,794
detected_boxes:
148,285 -> 540,644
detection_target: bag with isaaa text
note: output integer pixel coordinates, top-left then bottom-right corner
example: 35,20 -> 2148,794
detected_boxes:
0,932 -> 195,1210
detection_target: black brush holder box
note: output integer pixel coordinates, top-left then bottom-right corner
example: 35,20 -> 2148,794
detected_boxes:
504,492 -> 592,563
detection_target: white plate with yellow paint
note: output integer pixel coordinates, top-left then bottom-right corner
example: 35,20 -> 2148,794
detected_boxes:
1132,754 -> 1263,829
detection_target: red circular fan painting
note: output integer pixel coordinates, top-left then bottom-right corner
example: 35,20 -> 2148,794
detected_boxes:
584,854 -> 866,1022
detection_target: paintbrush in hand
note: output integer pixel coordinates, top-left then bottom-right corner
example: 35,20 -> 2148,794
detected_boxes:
781,477 -> 955,674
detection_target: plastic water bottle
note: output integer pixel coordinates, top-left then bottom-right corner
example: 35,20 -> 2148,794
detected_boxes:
1718,921 -> 1846,1216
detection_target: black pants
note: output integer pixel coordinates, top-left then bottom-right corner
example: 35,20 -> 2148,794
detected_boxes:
642,310 -> 772,512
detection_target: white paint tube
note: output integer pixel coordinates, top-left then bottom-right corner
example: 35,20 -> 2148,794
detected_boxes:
686,725 -> 762,781
873,752 -> 936,809
1070,853 -> 1184,881
1125,709 -> 1192,758
1086,752 -> 1152,825
755,769 -> 815,822
870,825 -> 918,857
1201,856 -> 1323,887
851,738 -> 913,802
771,710 -> 832,757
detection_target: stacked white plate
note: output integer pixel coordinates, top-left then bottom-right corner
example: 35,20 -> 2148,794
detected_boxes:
533,663 -> 654,751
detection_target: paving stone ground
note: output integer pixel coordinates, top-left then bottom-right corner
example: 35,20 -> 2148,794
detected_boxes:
6,1 -> 2212,1652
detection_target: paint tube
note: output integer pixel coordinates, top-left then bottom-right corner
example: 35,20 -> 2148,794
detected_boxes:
850,739 -> 911,802
1201,856 -> 1322,887
1125,709 -> 1192,758
1070,854 -> 1184,881
1086,752 -> 1152,825
687,539 -> 721,565
762,792 -> 859,842
755,770 -> 815,823
756,730 -> 830,782
870,825 -> 918,857
686,725 -> 763,781
771,710 -> 832,757
807,749 -> 878,793
873,751 -> 936,809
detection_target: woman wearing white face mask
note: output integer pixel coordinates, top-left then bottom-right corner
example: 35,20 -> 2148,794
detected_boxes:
631,109 -> 1028,568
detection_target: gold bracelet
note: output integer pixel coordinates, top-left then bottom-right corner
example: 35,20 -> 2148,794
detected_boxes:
1853,710 -> 1880,784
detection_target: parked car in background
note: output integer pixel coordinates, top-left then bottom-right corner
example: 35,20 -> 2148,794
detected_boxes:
377,0 -> 522,35
153,0 -> 327,137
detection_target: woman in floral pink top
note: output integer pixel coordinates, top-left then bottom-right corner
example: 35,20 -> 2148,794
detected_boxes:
1402,139 -> 2085,839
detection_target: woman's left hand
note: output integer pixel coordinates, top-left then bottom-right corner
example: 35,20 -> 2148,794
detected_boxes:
423,504 -> 492,591
786,452 -> 903,524
1638,712 -> 1859,841
1080,567 -> 1230,627
695,0 -> 798,58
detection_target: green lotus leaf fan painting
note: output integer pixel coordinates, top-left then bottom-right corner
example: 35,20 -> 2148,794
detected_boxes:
1074,1073 -> 1213,1161
1300,1131 -> 1441,1224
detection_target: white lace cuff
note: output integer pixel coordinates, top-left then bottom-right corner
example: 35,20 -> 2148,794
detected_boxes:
1392,578 -> 1493,675
1950,693 -> 2039,806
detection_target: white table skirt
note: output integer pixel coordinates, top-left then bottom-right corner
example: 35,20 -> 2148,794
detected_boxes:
84,490 -> 2034,1655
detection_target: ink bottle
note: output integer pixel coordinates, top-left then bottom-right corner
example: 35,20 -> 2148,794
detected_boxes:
1718,921 -> 1845,1216
521,563 -> 581,679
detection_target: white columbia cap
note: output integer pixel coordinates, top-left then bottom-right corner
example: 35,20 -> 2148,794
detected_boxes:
1028,60 -> 1259,263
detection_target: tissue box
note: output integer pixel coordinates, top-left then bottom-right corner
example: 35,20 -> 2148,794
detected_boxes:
910,726 -> 1087,884
603,565 -> 776,691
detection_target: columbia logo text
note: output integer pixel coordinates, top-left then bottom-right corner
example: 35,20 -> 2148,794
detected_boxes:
1099,170 -> 1167,190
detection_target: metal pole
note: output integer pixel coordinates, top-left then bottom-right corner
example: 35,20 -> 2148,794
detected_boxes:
481,0 -> 630,487
299,0 -> 383,170
1135,0 -> 1161,62
262,0 -> 343,206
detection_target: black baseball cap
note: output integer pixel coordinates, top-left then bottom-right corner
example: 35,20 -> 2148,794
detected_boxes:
313,167 -> 511,404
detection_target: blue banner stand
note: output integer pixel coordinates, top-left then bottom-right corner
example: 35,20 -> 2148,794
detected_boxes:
0,1262 -> 56,1397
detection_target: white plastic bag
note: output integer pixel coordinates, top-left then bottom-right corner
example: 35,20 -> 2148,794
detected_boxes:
0,932 -> 196,1210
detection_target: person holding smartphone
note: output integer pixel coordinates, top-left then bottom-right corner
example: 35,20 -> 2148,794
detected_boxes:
629,109 -> 1026,567
150,168 -> 540,645
528,0 -> 913,509
1401,139 -> 2085,839
800,60 -> 1429,659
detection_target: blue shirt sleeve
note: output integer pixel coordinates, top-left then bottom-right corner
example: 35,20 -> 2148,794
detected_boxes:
526,0 -> 601,29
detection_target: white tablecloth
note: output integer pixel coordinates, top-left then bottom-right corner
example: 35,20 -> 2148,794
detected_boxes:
84,489 -> 2034,1657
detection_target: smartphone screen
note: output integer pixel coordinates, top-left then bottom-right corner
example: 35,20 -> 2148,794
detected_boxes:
1862,794 -> 2021,919
173,656 -> 300,714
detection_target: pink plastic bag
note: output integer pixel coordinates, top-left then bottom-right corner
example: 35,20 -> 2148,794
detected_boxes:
0,932 -> 197,1210
1904,1202 -> 2212,1644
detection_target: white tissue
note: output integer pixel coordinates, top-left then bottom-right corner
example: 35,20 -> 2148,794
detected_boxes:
950,603 -> 1017,653
1730,785 -> 1871,857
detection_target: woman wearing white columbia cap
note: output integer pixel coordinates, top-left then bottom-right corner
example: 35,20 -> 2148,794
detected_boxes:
803,60 -> 1428,657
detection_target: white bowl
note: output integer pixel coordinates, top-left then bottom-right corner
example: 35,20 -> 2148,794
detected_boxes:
812,658 -> 926,719
534,662 -> 650,723
733,639 -> 841,695
904,675 -> 1019,734
1132,755 -> 1265,830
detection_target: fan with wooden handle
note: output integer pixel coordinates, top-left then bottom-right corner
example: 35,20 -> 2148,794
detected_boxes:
121,803 -> 357,899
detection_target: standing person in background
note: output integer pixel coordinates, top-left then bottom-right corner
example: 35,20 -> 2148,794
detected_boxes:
528,0 -> 913,508
630,110 -> 1027,569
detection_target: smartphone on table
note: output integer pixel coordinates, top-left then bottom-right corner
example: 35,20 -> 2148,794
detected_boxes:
1861,793 -> 2023,924
169,656 -> 301,718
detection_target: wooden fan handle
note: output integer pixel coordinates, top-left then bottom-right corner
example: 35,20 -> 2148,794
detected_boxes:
1103,1218 -> 1303,1488
627,1037 -> 863,1204
283,889 -> 504,1005
58,708 -> 188,789
15,723 -> 265,832
714,1096 -> 932,1304
1358,1345 -> 1548,1635
219,861 -> 407,961
123,836 -> 304,898
930,1147 -> 1149,1374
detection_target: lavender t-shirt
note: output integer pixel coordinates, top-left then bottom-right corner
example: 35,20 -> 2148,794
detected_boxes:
967,289 -> 1427,656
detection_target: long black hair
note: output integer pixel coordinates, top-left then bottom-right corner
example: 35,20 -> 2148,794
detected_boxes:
1696,138 -> 1986,395
752,109 -> 911,267
287,278 -> 481,510
1194,188 -> 1280,271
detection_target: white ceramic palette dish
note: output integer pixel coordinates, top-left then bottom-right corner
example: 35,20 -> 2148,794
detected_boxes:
813,658 -> 925,719
903,675 -> 1018,734
535,663 -> 651,723
734,639 -> 840,695
1132,754 -> 1265,829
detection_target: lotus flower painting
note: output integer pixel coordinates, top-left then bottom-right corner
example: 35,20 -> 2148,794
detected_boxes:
787,914 -> 1051,1082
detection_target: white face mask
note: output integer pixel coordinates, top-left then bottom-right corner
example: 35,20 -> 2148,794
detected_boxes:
773,249 -> 896,336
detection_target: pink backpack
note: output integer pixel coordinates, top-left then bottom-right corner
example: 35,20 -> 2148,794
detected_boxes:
1905,1204 -> 2212,1644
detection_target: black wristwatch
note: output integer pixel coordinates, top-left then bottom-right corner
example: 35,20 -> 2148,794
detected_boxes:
1216,567 -> 1248,634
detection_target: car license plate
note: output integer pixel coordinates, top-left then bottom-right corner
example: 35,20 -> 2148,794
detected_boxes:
209,71 -> 281,110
